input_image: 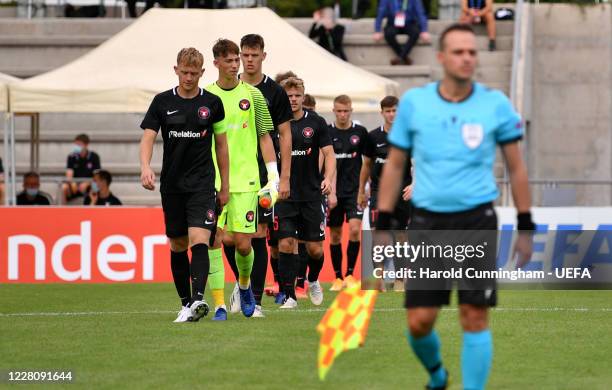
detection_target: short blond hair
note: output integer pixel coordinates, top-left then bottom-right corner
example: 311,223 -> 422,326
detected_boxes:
280,76 -> 305,92
177,47 -> 203,68
334,94 -> 352,105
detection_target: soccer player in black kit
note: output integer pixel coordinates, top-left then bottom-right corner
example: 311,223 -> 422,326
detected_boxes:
358,95 -> 413,230
328,94 -> 368,291
358,95 -> 413,291
275,77 -> 336,309
139,48 -> 230,323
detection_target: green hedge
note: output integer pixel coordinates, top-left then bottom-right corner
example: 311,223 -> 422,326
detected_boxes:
266,0 -> 379,18
265,0 -> 604,18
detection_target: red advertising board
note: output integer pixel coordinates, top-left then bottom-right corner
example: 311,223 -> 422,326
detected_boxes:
0,207 -> 359,283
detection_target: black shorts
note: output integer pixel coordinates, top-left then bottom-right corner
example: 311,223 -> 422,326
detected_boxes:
405,289 -> 498,308
161,192 -> 217,238
404,202 -> 498,308
267,220 -> 279,247
369,191 -> 412,229
258,203 -> 274,225
64,180 -> 90,200
267,206 -> 280,247
274,199 -> 326,242
329,195 -> 364,227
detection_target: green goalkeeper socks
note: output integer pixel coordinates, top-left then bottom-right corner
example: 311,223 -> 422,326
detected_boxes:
208,248 -> 224,290
236,248 -> 254,289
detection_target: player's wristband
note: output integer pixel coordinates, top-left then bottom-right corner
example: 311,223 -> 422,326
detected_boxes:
517,212 -> 536,231
376,211 -> 393,230
265,161 -> 279,182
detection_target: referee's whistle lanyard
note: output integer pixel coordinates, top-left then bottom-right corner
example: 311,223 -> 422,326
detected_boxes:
393,0 -> 410,28
395,0 -> 409,12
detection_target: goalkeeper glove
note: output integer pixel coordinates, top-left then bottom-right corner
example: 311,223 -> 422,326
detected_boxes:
258,162 -> 279,208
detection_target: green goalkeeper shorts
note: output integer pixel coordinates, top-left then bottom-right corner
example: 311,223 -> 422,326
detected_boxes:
218,191 -> 258,234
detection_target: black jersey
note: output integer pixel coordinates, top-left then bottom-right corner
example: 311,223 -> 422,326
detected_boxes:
329,122 -> 368,198
242,75 -> 293,185
67,151 -> 101,178
364,126 -> 413,192
140,87 -> 225,194
16,191 -> 52,206
284,110 -> 331,201
83,193 -> 123,206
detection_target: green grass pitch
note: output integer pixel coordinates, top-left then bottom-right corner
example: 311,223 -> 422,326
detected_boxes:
1,284 -> 611,389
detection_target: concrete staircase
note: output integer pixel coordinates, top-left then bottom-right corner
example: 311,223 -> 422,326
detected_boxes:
0,19 -> 130,77
0,17 -> 515,205
289,18 -> 514,95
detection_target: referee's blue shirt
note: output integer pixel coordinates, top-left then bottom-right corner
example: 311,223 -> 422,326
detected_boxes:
388,82 -> 523,213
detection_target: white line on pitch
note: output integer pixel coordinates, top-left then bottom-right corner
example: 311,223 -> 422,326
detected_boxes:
1,307 -> 610,317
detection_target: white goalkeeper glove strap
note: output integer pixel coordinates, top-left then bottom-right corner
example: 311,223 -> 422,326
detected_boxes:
265,161 -> 279,185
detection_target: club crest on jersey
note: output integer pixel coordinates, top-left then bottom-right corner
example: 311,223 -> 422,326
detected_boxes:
350,135 -> 360,145
461,123 -> 484,149
302,127 -> 314,138
206,209 -> 216,221
198,106 -> 210,119
320,222 -> 325,232
239,99 -> 251,111
246,210 -> 255,222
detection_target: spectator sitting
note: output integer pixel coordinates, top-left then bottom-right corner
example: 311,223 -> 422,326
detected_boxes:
61,133 -> 101,204
373,0 -> 431,65
460,0 -> 496,51
309,7 -> 348,61
303,94 -> 317,111
84,170 -> 122,206
17,172 -> 52,206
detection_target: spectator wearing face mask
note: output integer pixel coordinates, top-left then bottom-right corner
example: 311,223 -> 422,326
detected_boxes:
61,133 -> 101,204
84,169 -> 122,206
16,172 -> 53,206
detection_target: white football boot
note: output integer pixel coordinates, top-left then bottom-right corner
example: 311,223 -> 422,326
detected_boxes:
229,283 -> 241,314
309,281 -> 324,306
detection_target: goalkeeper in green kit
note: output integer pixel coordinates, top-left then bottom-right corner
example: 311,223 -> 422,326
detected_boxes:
206,39 -> 278,320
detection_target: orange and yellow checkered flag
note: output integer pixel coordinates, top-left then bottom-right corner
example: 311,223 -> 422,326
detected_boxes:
316,283 -> 378,380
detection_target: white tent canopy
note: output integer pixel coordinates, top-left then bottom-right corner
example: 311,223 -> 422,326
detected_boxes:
9,8 -> 398,114
0,72 -> 19,112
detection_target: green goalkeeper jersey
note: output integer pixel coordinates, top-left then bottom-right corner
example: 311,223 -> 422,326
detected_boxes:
206,80 -> 274,193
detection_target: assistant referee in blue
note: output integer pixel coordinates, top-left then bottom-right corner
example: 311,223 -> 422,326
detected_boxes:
376,24 -> 535,390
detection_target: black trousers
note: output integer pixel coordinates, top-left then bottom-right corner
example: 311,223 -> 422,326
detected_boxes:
384,22 -> 421,59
